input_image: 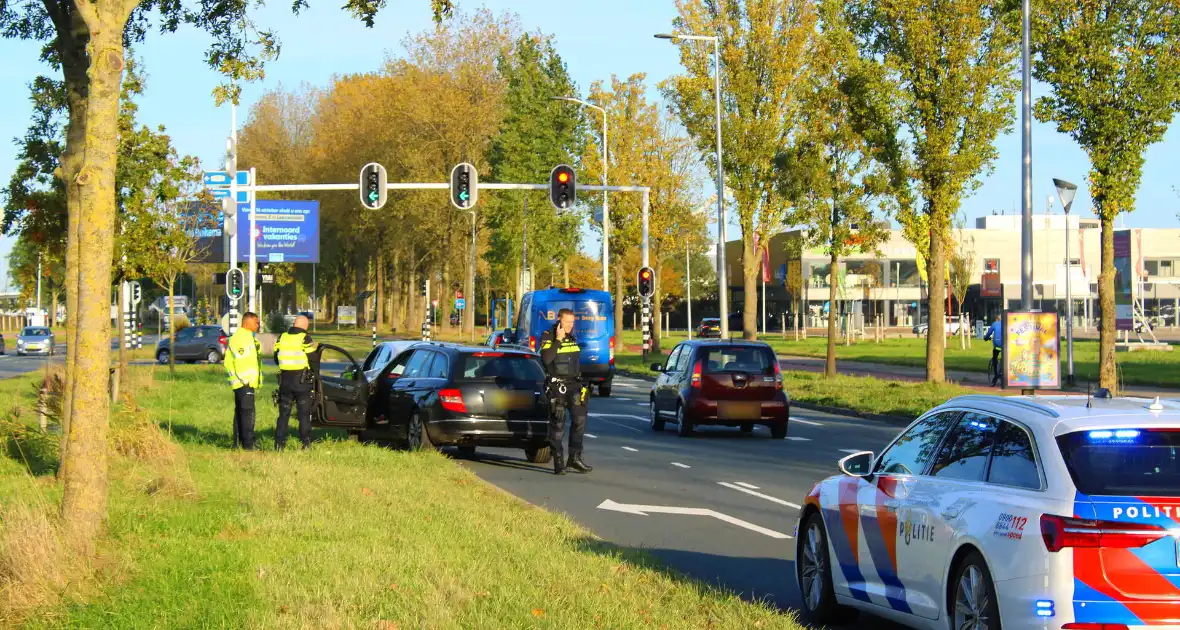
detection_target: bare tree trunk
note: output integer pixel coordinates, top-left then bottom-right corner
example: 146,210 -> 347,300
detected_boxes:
61,12 -> 128,554
926,231 -> 948,382
826,251 -> 838,378
563,259 -> 569,288
167,278 -> 176,377
1099,216 -> 1117,390
742,232 -> 759,340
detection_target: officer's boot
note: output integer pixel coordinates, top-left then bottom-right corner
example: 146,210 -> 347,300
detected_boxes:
567,453 -> 593,473
553,453 -> 566,475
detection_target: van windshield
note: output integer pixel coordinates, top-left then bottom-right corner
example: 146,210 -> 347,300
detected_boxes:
539,300 -> 609,337
1057,428 -> 1180,496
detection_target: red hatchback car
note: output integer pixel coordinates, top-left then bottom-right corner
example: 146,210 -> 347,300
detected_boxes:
649,340 -> 789,438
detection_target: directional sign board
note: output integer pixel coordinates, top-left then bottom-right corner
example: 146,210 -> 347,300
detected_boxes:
210,189 -> 250,203
455,298 -> 466,310
204,171 -> 250,187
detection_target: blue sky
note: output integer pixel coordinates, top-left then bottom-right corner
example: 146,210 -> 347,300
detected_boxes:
1,0 -> 1177,289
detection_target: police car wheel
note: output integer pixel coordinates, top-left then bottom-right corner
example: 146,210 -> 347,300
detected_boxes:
797,512 -> 856,624
525,446 -> 551,464
950,552 -> 1000,630
649,399 -> 665,431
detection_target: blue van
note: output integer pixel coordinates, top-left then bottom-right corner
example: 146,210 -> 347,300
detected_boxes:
511,288 -> 616,396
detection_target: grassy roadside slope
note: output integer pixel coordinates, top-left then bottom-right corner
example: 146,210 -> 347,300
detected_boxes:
1,366 -> 806,629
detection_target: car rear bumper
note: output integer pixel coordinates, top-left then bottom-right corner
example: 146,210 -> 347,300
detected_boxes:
684,394 -> 789,426
428,417 -> 550,447
580,364 -> 614,384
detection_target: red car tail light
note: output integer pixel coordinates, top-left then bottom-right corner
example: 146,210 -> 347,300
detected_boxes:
439,388 -> 467,413
1040,514 -> 1167,552
691,360 -> 701,388
774,361 -> 783,390
529,336 -> 536,351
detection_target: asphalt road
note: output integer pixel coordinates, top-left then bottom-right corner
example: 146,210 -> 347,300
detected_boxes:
0,334 -> 162,380
456,375 -> 912,629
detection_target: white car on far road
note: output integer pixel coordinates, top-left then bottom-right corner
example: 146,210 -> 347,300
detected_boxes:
794,393 -> 1180,630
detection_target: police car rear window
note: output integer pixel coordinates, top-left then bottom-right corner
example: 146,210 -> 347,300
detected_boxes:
456,353 -> 545,382
1057,429 -> 1180,496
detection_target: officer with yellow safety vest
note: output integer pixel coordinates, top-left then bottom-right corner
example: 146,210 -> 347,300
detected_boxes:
539,308 -> 592,475
224,312 -> 262,450
273,314 -> 318,450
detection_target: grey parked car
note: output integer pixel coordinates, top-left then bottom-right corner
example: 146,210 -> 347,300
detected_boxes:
16,327 -> 55,356
156,325 -> 228,364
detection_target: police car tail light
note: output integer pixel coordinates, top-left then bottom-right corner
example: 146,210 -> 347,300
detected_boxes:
1040,514 -> 1167,552
439,389 -> 467,413
691,361 -> 702,388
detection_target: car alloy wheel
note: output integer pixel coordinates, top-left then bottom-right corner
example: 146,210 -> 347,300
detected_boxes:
207,350 -> 220,363
406,412 -> 434,451
952,555 -> 997,630
800,520 -> 826,612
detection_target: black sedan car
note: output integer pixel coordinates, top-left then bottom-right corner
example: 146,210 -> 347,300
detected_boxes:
649,340 -> 789,438
313,342 -> 553,463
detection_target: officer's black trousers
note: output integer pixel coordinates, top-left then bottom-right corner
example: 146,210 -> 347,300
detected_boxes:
547,382 -> 588,461
233,386 -> 256,449
276,386 -> 312,448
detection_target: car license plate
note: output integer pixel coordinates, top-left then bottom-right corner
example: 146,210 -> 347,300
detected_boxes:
718,401 -> 760,420
486,391 -> 533,411
26,344 -> 41,350
711,327 -> 719,331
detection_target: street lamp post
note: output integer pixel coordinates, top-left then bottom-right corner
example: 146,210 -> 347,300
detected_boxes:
1054,178 -> 1078,386
553,97 -> 609,292
656,32 -> 728,339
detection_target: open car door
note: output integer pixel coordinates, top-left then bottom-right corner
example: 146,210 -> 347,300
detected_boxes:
313,344 -> 368,429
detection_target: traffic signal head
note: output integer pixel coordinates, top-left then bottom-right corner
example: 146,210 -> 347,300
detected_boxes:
637,266 -> 655,298
450,163 -> 479,209
420,280 -> 428,297
225,137 -> 237,175
549,164 -> 576,210
131,283 -> 142,304
221,197 -> 237,237
228,269 -> 244,299
359,163 -> 388,210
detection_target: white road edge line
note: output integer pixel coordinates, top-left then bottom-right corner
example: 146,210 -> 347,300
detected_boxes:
585,434 -> 598,439
590,413 -> 650,424
734,482 -> 760,490
597,499 -> 791,539
621,446 -> 639,452
785,436 -> 811,441
791,418 -> 823,426
670,462 -> 690,468
838,449 -> 863,454
718,482 -> 803,510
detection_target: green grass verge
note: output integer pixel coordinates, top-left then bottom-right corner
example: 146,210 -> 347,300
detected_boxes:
0,365 -> 806,629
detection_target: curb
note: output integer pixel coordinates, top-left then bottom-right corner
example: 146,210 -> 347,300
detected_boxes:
789,401 -> 913,426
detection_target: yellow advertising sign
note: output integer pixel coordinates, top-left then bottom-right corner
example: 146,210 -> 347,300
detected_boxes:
1003,312 -> 1060,389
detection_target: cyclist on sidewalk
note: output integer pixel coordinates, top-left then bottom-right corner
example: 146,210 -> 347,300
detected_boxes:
984,313 -> 1003,386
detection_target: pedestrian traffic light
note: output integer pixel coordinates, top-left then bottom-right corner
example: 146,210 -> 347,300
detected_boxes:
637,266 -> 655,298
359,163 -> 388,210
450,163 -> 478,209
131,282 -> 142,305
549,164 -> 575,210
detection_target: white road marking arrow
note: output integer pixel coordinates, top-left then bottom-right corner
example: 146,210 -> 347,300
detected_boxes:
596,499 -> 792,539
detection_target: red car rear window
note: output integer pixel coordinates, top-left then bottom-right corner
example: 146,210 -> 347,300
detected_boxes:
700,346 -> 776,375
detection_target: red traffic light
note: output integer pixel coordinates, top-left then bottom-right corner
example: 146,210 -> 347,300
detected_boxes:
641,270 -> 651,279
557,172 -> 569,183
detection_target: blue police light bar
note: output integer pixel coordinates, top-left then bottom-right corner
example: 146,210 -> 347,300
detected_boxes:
1035,600 -> 1054,617
1088,429 -> 1141,441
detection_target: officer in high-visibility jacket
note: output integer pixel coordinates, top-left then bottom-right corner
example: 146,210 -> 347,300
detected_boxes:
224,312 -> 262,450
273,314 -> 318,450
539,308 -> 592,475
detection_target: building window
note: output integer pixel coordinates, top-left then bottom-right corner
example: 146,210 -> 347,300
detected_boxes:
1146,260 -> 1158,276
1161,260 -> 1174,277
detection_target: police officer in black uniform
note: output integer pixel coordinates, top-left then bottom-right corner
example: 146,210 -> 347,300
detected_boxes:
539,308 -> 592,475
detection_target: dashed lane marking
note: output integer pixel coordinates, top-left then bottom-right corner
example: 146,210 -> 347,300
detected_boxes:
790,418 -> 823,426
735,482 -> 760,489
670,462 -> 690,469
585,434 -> 598,439
621,446 -> 639,452
588,416 -> 644,434
718,482 -> 802,509
590,413 -> 649,424
785,436 -> 811,441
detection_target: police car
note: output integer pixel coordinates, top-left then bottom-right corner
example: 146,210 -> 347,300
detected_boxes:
794,393 -> 1180,630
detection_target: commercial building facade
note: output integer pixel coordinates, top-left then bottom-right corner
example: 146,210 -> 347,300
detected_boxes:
722,214 -> 1180,331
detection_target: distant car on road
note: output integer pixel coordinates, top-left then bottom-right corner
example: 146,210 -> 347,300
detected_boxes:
649,340 -> 788,438
794,393 -> 1180,630
155,325 -> 227,364
313,342 -> 553,463
913,315 -> 962,337
16,327 -> 55,357
696,318 -> 722,338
